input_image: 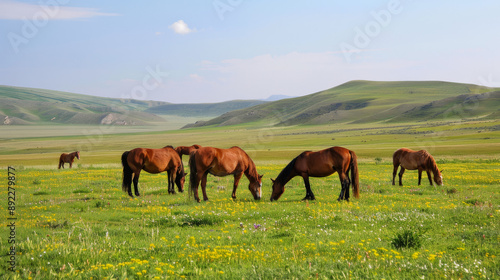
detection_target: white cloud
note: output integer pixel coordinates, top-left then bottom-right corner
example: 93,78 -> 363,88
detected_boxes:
0,0 -> 117,20
168,20 -> 195,35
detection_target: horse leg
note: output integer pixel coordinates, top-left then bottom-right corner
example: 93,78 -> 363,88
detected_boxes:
201,172 -> 209,201
344,176 -> 351,202
192,174 -> 202,203
392,164 -> 399,185
426,170 -> 433,186
337,173 -> 350,201
232,172 -> 243,199
167,170 -> 174,194
133,171 -> 140,197
171,169 -> 177,194
398,167 -> 405,186
69,159 -> 73,168
302,176 -> 315,200
418,169 -> 423,186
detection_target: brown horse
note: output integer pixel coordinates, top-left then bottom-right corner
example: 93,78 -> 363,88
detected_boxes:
392,148 -> 443,186
189,146 -> 263,202
175,145 -> 201,160
121,146 -> 186,198
270,146 -> 359,202
58,151 -> 80,169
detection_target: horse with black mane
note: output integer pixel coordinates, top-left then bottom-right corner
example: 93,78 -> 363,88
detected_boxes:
189,146 -> 263,202
392,148 -> 443,186
121,146 -> 186,198
270,146 -> 359,202
58,151 -> 80,169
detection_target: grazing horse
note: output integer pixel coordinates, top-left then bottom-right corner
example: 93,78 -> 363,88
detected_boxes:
58,151 -> 80,169
189,146 -> 263,202
121,146 -> 186,198
175,145 -> 201,160
392,148 -> 443,186
270,146 -> 359,202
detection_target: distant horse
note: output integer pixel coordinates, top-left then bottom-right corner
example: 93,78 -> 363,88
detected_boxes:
189,146 -> 263,202
175,145 -> 201,160
392,148 -> 443,186
121,146 -> 186,198
58,151 -> 80,169
270,146 -> 359,202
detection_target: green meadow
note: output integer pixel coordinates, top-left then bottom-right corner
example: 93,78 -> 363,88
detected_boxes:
0,119 -> 499,279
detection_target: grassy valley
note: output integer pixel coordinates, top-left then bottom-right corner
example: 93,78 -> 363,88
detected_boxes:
1,80 -> 499,167
0,81 -> 499,279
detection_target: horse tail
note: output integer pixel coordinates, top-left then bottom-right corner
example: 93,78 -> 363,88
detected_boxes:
189,151 -> 198,198
349,150 -> 360,199
121,151 -> 132,193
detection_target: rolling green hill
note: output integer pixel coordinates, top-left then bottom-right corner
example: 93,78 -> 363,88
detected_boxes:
3,81 -> 499,128
186,80 -> 500,128
0,86 -> 266,126
0,85 -> 170,125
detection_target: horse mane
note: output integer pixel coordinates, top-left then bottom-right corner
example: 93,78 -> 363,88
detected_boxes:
245,156 -> 259,180
275,156 -> 299,185
230,146 -> 258,179
425,152 -> 440,175
163,145 -> 175,149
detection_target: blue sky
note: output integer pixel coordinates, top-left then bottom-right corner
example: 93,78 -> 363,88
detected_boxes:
1,0 -> 499,103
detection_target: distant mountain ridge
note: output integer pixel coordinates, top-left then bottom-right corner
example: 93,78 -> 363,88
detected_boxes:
261,95 -> 294,101
185,80 -> 500,128
145,100 -> 267,117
